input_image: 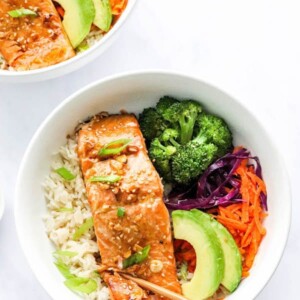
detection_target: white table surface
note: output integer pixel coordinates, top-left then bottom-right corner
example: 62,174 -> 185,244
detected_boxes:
0,0 -> 299,299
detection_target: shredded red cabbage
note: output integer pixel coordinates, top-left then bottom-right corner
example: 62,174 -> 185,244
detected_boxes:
165,148 -> 268,210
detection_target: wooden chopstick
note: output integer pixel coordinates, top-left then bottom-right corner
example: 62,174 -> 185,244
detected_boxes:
120,273 -> 189,300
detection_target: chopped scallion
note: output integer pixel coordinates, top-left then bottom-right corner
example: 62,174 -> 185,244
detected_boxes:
55,167 -> 76,181
54,259 -> 98,294
89,175 -> 121,183
98,138 -> 132,156
64,277 -> 97,294
77,42 -> 89,52
122,245 -> 151,269
93,270 -> 101,278
117,207 -> 125,218
73,217 -> 94,241
8,8 -> 37,18
54,260 -> 75,279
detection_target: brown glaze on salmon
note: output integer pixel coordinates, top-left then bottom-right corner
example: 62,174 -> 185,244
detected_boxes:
0,0 -> 74,70
77,114 -> 182,299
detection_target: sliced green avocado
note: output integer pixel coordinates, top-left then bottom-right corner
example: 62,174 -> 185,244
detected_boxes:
172,210 -> 224,300
191,209 -> 242,292
92,0 -> 113,32
55,0 -> 95,48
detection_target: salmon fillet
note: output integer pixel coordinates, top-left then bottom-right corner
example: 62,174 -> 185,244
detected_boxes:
77,114 -> 182,299
0,0 -> 75,70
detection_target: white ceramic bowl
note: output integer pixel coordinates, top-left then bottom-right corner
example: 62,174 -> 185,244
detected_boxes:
15,71 -> 291,300
0,186 -> 4,221
0,0 -> 137,83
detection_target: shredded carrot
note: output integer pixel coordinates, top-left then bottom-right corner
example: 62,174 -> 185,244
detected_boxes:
110,0 -> 128,15
174,239 -> 196,273
215,159 -> 267,277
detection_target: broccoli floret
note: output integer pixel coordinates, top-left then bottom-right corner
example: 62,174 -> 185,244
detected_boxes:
149,138 -> 177,181
161,100 -> 202,145
172,143 -> 218,185
195,114 -> 232,156
171,114 -> 232,185
139,108 -> 168,141
160,128 -> 181,148
156,96 -> 179,115
141,97 -> 232,185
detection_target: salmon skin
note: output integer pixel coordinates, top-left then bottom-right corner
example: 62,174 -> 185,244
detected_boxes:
0,0 -> 74,70
77,114 -> 182,299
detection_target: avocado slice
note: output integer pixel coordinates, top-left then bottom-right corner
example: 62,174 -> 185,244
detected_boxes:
92,0 -> 113,32
55,0 -> 95,48
191,209 -> 242,292
172,210 -> 224,300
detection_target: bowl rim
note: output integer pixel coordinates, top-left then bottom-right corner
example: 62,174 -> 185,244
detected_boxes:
0,0 -> 137,79
14,70 -> 292,299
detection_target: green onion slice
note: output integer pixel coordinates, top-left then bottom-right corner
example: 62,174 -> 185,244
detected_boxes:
117,207 -> 125,218
55,167 -> 76,181
73,217 -> 94,241
54,260 -> 75,279
64,277 -> 97,294
89,175 -> 121,183
180,261 -> 188,281
93,270 -> 101,278
122,245 -> 151,269
77,42 -> 89,52
8,8 -> 37,18
98,138 -> 132,156
53,250 -> 78,258
58,207 -> 74,213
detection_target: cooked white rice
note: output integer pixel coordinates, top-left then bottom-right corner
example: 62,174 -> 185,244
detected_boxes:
44,138 -> 109,300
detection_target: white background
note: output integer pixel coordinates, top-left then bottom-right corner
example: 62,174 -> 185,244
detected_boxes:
0,0 -> 299,299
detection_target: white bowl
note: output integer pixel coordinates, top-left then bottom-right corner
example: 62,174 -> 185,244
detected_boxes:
0,0 -> 137,83
15,71 -> 291,300
0,186 -> 4,221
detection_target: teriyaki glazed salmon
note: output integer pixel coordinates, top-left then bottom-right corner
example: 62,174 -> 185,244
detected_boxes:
77,114 -> 182,299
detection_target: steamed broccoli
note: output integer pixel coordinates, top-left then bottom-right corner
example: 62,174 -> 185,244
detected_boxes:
139,96 -> 233,185
172,143 -> 218,185
149,136 -> 177,181
160,128 -> 181,147
161,100 -> 202,145
197,114 -> 232,155
156,96 -> 179,115
139,108 -> 168,141
171,114 -> 232,185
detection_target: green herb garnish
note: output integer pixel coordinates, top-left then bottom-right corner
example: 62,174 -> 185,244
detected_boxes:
55,167 -> 76,181
117,207 -> 125,218
8,8 -> 37,18
53,250 -> 78,258
54,260 -> 97,294
73,217 -> 94,241
64,277 -> 97,294
58,207 -> 74,213
122,245 -> 151,269
89,175 -> 121,183
93,270 -> 101,278
77,42 -> 89,52
180,261 -> 188,281
54,260 -> 75,279
98,138 -> 132,156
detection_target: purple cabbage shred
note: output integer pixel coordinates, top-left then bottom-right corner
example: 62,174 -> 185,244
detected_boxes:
164,148 -> 268,211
